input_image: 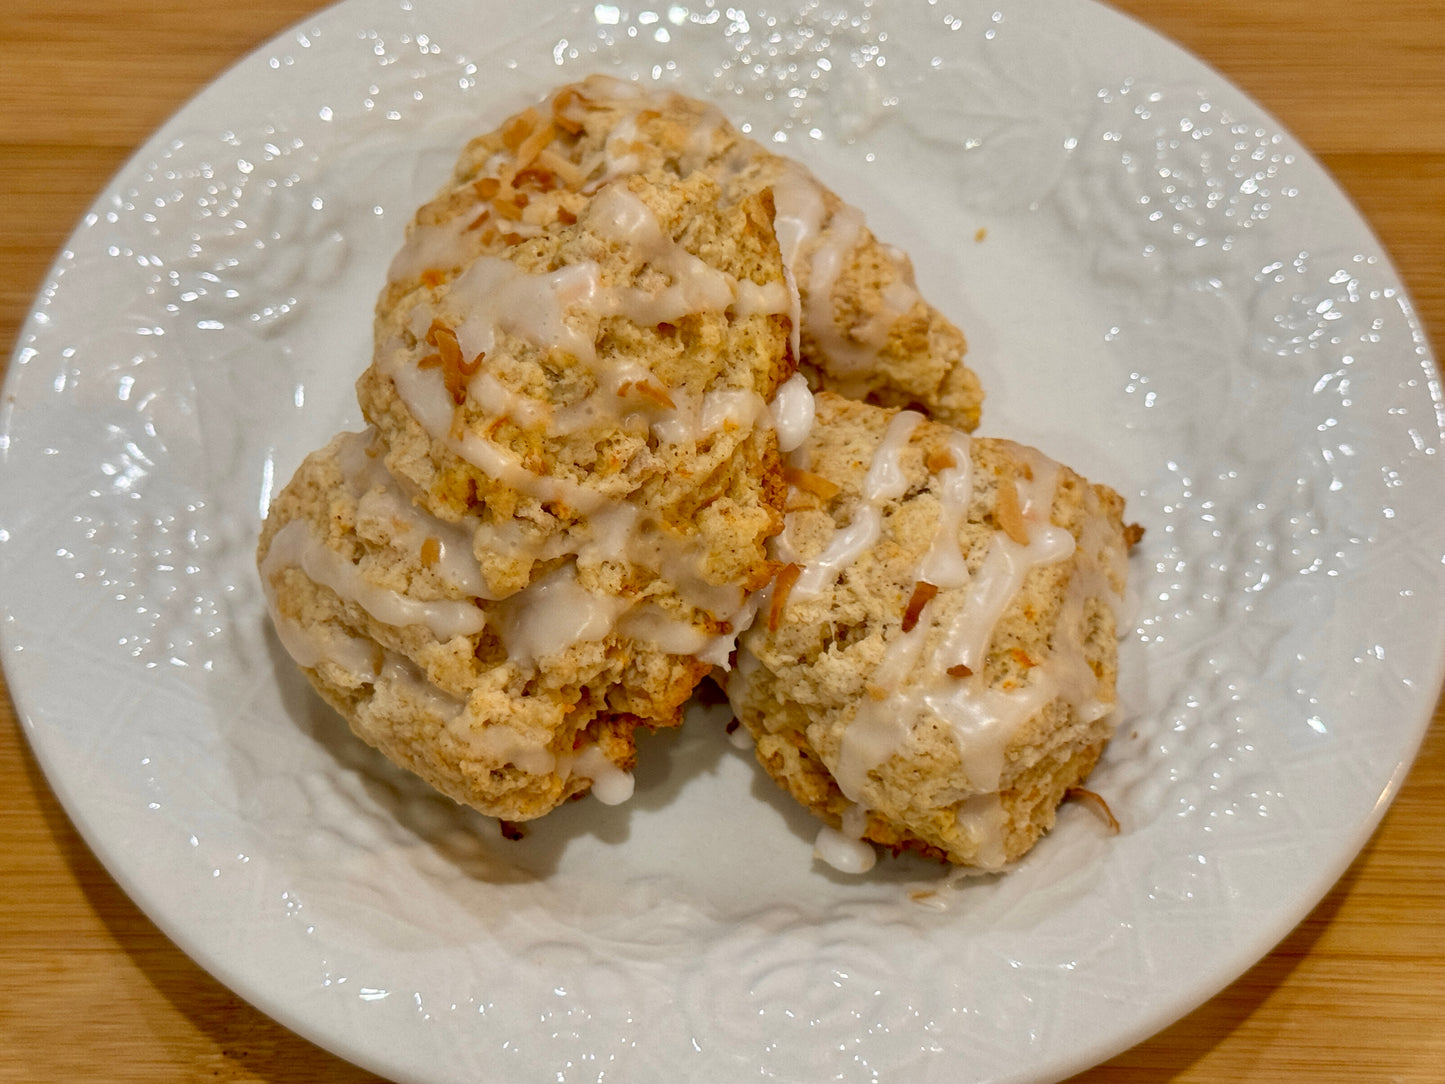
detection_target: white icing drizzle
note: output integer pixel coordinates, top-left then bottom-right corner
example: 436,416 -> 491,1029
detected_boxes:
260,520 -> 486,641
769,163 -> 926,382
267,606 -> 378,678
918,432 -> 975,589
588,184 -> 737,318
447,256 -> 602,369
493,561 -> 632,668
447,715 -> 557,776
862,411 -> 922,501
788,506 -> 880,600
785,410 -> 921,601
569,744 -> 636,805
813,803 -> 876,873
386,210 -> 479,287
600,112 -> 644,180
827,456 -> 1081,827
940,526 -> 1076,673
381,178 -> 793,523
649,388 -> 770,446
616,605 -> 736,668
337,429 -> 491,598
384,337 -> 610,514
769,372 -> 816,454
813,823 -> 877,874
258,582 -> 565,781
833,695 -> 913,804
762,419 -> 1121,869
955,794 -> 1009,870
373,654 -> 469,722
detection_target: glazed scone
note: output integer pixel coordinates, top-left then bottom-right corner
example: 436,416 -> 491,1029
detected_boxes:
728,393 -> 1130,871
260,169 -> 798,821
360,168 -> 795,601
383,75 -> 983,430
257,430 -> 685,819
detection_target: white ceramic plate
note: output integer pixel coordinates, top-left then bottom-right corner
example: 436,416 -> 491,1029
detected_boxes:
4,2 -> 1443,1081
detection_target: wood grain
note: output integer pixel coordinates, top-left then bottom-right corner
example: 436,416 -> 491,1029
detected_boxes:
2,1 -> 1442,1080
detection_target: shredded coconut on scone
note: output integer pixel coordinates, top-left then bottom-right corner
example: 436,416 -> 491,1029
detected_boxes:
383,75 -> 983,431
257,79 -> 1135,868
259,167 -> 796,822
727,392 -> 1130,871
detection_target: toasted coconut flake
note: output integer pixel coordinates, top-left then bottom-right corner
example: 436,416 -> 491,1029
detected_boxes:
419,536 -> 441,567
995,473 -> 1030,546
425,321 -> 483,405
945,663 -> 973,679
555,205 -> 579,226
551,86 -> 587,133
630,379 -> 677,410
1066,787 -> 1121,834
513,166 -> 559,193
782,466 -> 841,501
514,119 -> 558,172
501,107 -> 541,151
420,268 -> 447,288
901,580 -> 939,633
1125,522 -> 1146,549
492,191 -> 529,221
473,176 -> 501,200
537,147 -> 586,189
768,563 -> 802,632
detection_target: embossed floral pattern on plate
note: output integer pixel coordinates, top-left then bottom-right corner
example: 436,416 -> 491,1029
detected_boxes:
2,2 -> 1442,1083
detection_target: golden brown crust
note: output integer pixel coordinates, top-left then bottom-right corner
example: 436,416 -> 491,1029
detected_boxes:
383,75 -> 983,430
259,164 -> 797,822
730,393 -> 1130,867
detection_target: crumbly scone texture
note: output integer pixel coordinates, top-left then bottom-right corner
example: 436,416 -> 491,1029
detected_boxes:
729,393 -> 1129,867
381,74 -> 983,431
360,168 -> 793,598
258,432 -> 694,820
258,168 -> 796,822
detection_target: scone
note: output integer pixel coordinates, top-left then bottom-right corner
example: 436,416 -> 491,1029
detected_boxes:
360,168 -> 795,599
383,74 -> 983,430
259,168 -> 796,821
727,393 -> 1130,871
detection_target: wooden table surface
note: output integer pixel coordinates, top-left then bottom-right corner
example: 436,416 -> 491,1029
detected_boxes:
2,1 -> 1441,1081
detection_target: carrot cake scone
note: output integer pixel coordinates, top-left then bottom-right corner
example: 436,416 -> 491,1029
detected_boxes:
383,75 -> 983,431
727,393 -> 1130,872
259,168 -> 797,821
258,77 -> 1135,869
